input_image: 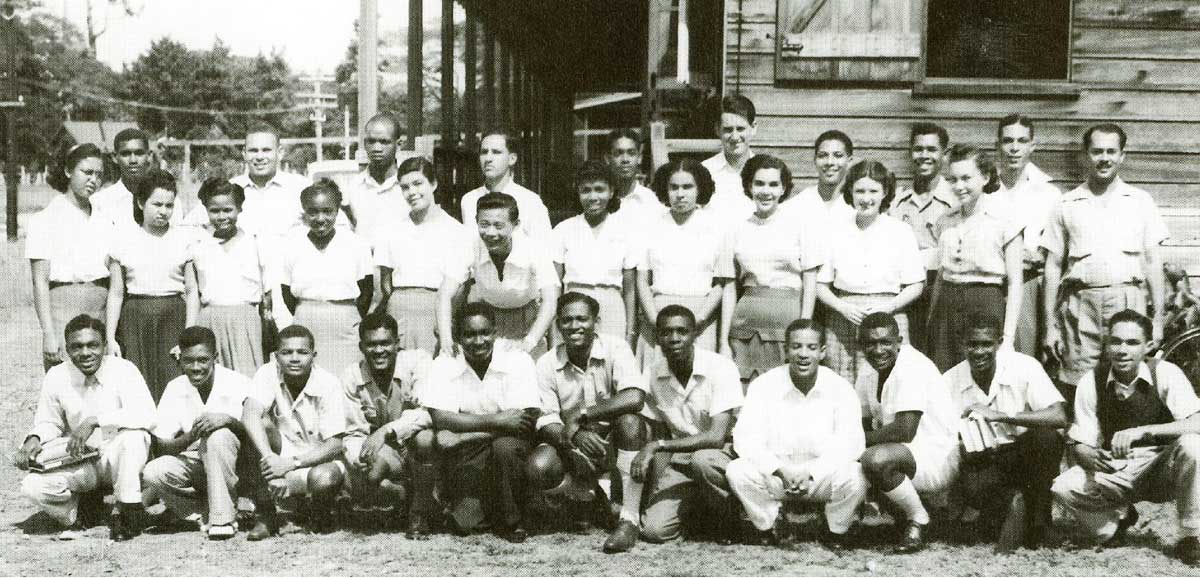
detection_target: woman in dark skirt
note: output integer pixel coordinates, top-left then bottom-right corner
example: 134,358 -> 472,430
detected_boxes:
927,145 -> 1024,371
107,168 -> 197,402
185,178 -> 270,376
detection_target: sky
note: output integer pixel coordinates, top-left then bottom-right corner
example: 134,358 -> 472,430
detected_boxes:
57,0 -> 448,75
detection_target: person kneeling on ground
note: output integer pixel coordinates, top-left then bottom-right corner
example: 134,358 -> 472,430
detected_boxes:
1052,309 -> 1200,565
241,325 -> 349,540
526,292 -> 649,553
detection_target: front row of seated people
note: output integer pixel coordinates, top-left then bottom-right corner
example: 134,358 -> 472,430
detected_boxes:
13,299 -> 1200,564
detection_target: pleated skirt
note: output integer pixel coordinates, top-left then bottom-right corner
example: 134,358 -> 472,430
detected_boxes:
198,303 -> 264,377
636,293 -> 718,372
823,291 -> 909,385
731,287 -> 802,380
294,300 -> 361,377
928,282 -> 1006,372
386,287 -> 439,354
118,294 -> 185,404
49,283 -> 107,345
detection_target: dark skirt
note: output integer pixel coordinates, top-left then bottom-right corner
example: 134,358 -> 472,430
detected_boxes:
118,294 -> 186,403
731,287 -> 802,380
928,282 -> 1006,372
198,303 -> 264,377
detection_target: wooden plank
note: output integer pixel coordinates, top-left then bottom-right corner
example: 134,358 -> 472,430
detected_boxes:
728,0 -> 776,24
727,52 -> 776,85
727,19 -> 774,52
1073,28 -> 1200,59
1073,58 -> 1200,85
1075,0 -> 1200,30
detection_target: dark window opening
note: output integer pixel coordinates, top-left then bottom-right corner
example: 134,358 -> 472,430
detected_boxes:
926,0 -> 1071,80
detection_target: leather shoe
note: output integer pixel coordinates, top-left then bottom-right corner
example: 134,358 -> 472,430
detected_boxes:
1175,536 -> 1200,566
109,509 -> 141,542
603,520 -> 639,553
406,513 -> 431,540
247,514 -> 278,542
1102,505 -> 1139,547
895,521 -> 926,554
818,528 -> 850,553
497,524 -> 528,544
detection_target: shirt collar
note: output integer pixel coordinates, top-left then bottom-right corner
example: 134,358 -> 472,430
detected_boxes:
959,349 -> 1016,395
274,362 -> 327,400
357,169 -> 398,191
1107,362 -> 1153,394
67,357 -> 110,387
654,349 -> 712,383
554,335 -> 610,370
1065,177 -> 1133,202
233,172 -> 287,191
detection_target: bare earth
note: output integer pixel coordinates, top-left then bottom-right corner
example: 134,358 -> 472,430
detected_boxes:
0,193 -> 1197,575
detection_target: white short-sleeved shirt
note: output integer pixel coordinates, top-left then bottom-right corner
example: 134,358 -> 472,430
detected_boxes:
344,170 -> 409,245
445,232 -> 559,309
535,333 -> 646,430
1040,177 -> 1169,287
642,210 -> 736,297
945,349 -> 1064,438
91,180 -> 187,230
730,208 -> 823,289
28,356 -> 157,444
422,350 -> 542,415
700,153 -> 755,226
154,365 -> 252,440
1069,360 -> 1200,448
855,345 -> 958,450
551,213 -> 643,289
374,206 -> 475,290
190,229 -> 266,306
613,183 -> 665,230
279,229 -> 374,301
818,213 -> 925,295
934,195 -> 1023,285
460,180 -> 553,243
779,185 -> 855,226
643,349 -> 744,439
24,195 -> 114,283
249,361 -> 347,454
992,163 -> 1061,267
229,171 -> 312,241
110,225 -> 195,296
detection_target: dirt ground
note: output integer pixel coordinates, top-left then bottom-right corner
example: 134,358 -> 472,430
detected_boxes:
0,192 -> 1198,576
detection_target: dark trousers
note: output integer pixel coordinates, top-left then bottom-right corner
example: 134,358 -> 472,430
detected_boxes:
442,435 -> 533,531
908,270 -> 938,355
958,427 -> 1063,535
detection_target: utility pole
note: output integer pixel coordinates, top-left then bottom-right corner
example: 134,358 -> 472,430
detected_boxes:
298,76 -> 337,163
1,1 -> 29,241
356,0 -> 378,163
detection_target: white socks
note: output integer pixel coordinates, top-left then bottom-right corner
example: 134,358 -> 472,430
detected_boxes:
616,450 -> 643,524
884,478 -> 930,525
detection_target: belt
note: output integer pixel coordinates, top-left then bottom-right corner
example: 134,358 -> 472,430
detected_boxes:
49,278 -> 109,290
1063,279 -> 1143,291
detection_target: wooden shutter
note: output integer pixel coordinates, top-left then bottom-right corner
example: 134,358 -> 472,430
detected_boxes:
775,0 -> 924,81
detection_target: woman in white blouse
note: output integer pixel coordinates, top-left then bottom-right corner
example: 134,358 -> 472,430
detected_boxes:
729,154 -> 821,380
816,160 -> 924,383
27,143 -> 115,370
635,159 -> 735,370
184,178 -> 270,376
280,179 -> 375,375
376,157 -> 474,354
550,160 -> 640,344
107,168 -> 198,402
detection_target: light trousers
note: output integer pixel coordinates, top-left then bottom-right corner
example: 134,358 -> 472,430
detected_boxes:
20,430 -> 150,526
142,428 -> 243,526
726,456 -> 868,534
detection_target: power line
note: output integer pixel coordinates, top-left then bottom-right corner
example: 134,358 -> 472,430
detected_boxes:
17,77 -> 316,116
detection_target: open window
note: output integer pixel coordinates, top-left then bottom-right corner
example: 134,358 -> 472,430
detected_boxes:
926,0 -> 1072,80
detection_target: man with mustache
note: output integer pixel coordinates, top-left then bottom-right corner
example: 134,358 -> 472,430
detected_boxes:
342,113 -> 408,245
1052,310 -> 1200,565
459,127 -> 552,242
1041,124 -> 1168,400
701,95 -> 757,227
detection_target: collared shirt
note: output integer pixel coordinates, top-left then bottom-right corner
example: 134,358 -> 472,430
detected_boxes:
535,333 -> 646,430
945,349 -> 1063,438
344,169 -> 408,245
1040,177 -> 1168,287
249,361 -> 347,454
817,214 -> 925,295
613,183 -> 665,230
730,208 -> 823,289
189,229 -> 266,306
779,185 -> 855,226
992,163 -> 1061,267
24,194 -> 114,283
28,356 -> 156,443
153,365 -> 251,440
551,213 -> 643,289
460,180 -> 553,242
279,228 -> 374,301
91,180 -> 186,230
890,178 -> 959,271
422,349 -> 541,415
444,232 -> 559,309
733,365 -> 864,477
700,153 -> 755,226
374,205 -> 476,290
1069,360 -> 1200,447
933,194 -> 1023,285
340,350 -> 432,438
229,171 -> 313,241
855,345 -> 958,449
643,349 -> 743,439
642,209 -> 736,296
110,224 -> 195,296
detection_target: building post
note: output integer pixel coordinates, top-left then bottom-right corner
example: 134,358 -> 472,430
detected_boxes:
406,0 -> 423,151
357,0 -> 378,155
0,4 -> 27,241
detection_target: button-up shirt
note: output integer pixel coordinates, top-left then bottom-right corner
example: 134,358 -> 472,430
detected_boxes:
890,179 -> 958,271
551,213 -> 644,289
933,195 -> 1023,285
733,365 -> 864,477
340,350 -> 432,439
422,349 -> 541,415
110,225 -> 196,296
613,183 -> 665,230
730,208 -> 824,289
153,365 -> 251,440
374,205 -> 475,290
344,169 -> 408,245
24,194 -> 114,283
1069,360 -> 1200,447
189,230 -> 266,306
445,232 -> 559,309
279,229 -> 374,302
1040,177 -> 1168,287
535,334 -> 646,430
643,210 -> 736,297
28,356 -> 156,444
460,179 -> 553,243
818,214 -> 925,295
701,153 -> 755,227
643,349 -> 743,439
945,349 -> 1063,438
230,171 -> 313,242
249,361 -> 347,455
992,163 -> 1061,268
780,185 -> 855,226
855,345 -> 958,450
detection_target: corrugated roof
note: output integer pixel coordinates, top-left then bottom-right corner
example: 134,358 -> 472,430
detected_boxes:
61,121 -> 141,151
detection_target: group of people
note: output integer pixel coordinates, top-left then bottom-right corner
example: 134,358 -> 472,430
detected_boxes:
14,94 -> 1200,566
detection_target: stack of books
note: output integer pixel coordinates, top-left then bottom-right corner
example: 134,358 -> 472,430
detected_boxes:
959,413 -> 1015,453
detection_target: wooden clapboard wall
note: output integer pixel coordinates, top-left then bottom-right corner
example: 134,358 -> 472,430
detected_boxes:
723,0 -> 1200,272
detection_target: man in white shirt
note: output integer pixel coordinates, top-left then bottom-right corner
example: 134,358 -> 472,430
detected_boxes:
726,319 -> 868,548
631,305 -> 743,544
855,312 -> 959,553
1053,310 -> 1200,566
142,326 -> 252,540
423,302 -> 542,543
92,128 -> 184,229
459,128 -> 552,242
14,315 -> 155,541
779,129 -> 856,223
343,113 -> 408,244
944,313 -> 1067,551
606,128 -> 661,228
701,95 -> 757,225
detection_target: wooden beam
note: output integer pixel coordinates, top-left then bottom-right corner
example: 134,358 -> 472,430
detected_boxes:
498,40 -> 511,127
440,0 -> 455,153
464,1 -> 479,153
406,0 -> 423,150
482,16 -> 496,131
357,0 -> 379,141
